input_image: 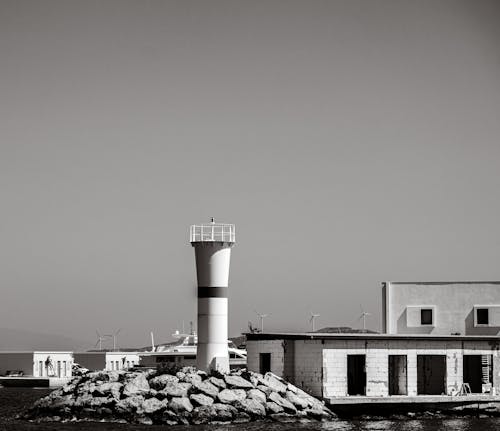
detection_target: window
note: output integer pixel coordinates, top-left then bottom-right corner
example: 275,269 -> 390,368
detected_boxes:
421,308 -> 433,325
477,308 -> 489,325
63,361 -> 67,377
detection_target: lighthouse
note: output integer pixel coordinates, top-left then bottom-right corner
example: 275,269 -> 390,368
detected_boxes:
190,219 -> 235,373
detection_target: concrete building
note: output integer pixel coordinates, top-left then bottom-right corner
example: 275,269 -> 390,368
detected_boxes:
246,281 -> 500,403
74,352 -> 140,372
246,332 -> 500,400
382,281 -> 500,336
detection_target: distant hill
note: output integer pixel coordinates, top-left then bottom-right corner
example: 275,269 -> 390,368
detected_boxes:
0,328 -> 92,351
315,327 -> 379,334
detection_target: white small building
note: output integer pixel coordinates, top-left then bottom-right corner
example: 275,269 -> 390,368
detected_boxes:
73,351 -> 140,372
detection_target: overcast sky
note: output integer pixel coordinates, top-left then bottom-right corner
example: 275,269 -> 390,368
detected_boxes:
1,0 -> 500,349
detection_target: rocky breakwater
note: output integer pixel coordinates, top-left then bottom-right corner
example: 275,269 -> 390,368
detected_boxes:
24,367 -> 334,425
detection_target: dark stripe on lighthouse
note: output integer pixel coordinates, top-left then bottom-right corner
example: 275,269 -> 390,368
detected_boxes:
198,286 -> 228,298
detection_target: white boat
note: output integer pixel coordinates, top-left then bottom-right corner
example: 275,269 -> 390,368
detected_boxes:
140,331 -> 247,369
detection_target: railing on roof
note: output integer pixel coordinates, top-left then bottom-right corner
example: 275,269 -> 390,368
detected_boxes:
190,223 -> 235,243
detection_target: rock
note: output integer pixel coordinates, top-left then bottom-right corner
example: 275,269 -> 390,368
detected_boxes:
192,405 -> 216,424
196,370 -> 208,380
285,391 -> 309,409
269,392 -> 297,413
149,374 -> 179,390
62,383 -> 76,395
106,371 -> 121,382
262,373 -> 287,394
217,388 -> 246,404
159,381 -> 191,398
182,373 -> 202,385
213,403 -> 237,421
135,416 -> 153,425
44,394 -> 74,410
257,384 -> 273,397
26,368 -> 333,425
73,393 -> 94,408
142,397 -> 164,415
115,395 -> 145,414
270,412 -> 296,422
190,393 -> 214,407
266,401 -> 284,414
235,399 -> 266,417
209,376 -> 226,389
192,380 -> 219,398
123,373 -> 150,396
94,382 -> 122,400
168,397 -> 193,414
247,388 -> 267,404
305,407 -> 333,419
88,396 -> 112,408
234,411 -> 251,423
224,374 -> 254,389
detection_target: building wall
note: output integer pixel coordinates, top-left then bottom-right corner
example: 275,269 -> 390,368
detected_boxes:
33,352 -> 73,377
105,353 -> 139,370
246,340 -> 284,376
384,282 -> 500,335
247,337 -> 500,399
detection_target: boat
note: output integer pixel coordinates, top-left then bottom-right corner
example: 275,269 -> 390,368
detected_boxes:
139,331 -> 247,369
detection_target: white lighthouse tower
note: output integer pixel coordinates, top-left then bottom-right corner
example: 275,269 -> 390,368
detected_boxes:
190,219 -> 235,373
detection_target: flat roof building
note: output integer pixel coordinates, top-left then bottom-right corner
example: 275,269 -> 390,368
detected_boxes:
246,281 -> 500,405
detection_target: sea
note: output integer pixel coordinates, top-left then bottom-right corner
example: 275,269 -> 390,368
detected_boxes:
1,388 -> 499,431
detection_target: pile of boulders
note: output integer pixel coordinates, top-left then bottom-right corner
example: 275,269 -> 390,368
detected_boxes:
24,367 -> 334,425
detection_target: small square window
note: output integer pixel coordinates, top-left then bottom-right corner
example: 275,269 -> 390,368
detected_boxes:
477,308 -> 489,325
421,308 -> 433,325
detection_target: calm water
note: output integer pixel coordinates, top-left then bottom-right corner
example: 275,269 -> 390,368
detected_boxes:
1,388 -> 499,431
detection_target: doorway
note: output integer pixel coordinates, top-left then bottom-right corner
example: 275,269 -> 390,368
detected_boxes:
417,355 -> 446,395
347,354 -> 366,395
389,355 -> 408,395
463,355 -> 492,393
259,353 -> 271,374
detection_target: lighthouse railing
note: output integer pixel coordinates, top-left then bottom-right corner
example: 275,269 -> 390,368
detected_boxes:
190,224 -> 235,243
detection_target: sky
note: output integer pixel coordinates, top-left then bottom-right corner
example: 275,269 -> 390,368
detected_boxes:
1,0 -> 500,349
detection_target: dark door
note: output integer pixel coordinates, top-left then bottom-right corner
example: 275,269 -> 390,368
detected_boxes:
417,355 -> 446,395
347,354 -> 366,395
389,355 -> 408,395
463,355 -> 483,393
259,353 -> 271,374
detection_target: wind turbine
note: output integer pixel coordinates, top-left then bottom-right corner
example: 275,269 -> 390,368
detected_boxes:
150,331 -> 155,352
358,306 -> 372,331
254,310 -> 269,333
309,312 -> 320,332
104,329 -> 121,351
94,330 -> 110,351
